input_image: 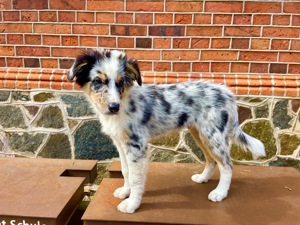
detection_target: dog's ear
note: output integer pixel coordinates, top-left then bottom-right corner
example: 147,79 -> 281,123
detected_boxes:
125,59 -> 142,86
68,50 -> 101,86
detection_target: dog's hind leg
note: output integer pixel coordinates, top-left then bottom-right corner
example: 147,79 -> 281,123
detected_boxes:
189,127 -> 216,183
112,139 -> 131,199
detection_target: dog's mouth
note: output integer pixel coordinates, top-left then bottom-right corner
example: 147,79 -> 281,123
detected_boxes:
104,111 -> 119,116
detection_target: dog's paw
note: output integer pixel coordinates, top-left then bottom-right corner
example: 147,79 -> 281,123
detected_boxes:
191,174 -> 209,183
117,198 -> 140,213
113,187 -> 131,199
208,189 -> 228,202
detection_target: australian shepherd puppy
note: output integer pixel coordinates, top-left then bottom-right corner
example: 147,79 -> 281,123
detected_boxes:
68,48 -> 265,213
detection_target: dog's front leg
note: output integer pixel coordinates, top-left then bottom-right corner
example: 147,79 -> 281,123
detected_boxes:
117,146 -> 149,213
112,139 -> 131,199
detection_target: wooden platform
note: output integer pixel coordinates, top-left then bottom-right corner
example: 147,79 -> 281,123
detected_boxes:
0,158 -> 97,225
82,161 -> 300,225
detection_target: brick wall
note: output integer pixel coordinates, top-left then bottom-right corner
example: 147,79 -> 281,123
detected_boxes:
0,0 -> 299,95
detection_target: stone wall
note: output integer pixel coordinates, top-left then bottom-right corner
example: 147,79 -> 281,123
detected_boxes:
0,89 -> 299,170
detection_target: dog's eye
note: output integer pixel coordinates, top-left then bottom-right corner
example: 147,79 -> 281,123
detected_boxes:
116,80 -> 124,93
92,77 -> 103,88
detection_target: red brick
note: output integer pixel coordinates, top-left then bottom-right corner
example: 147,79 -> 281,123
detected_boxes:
73,24 -> 108,35
213,14 -> 232,24
52,48 -> 83,57
284,2 -> 300,13
41,58 -> 58,68
35,24 -> 71,34
224,26 -> 260,37
270,64 -> 287,74
7,34 -> 23,44
289,64 -> 300,74
88,0 -> 124,11
211,38 -> 230,49
24,58 -> 40,67
80,36 -> 97,47
192,62 -> 209,72
191,38 -> 210,48
240,51 -> 277,62
111,25 -> 147,36
253,15 -> 271,25
279,52 -> 300,63
163,50 -> 199,60
202,50 -> 237,61
43,36 -> 60,46
62,36 -> 78,46
155,14 -> 173,24
233,14 -> 252,25
0,58 -> 6,67
0,35 -> 5,44
271,39 -> 289,50
205,1 -> 242,12
273,15 -> 291,25
136,38 -> 152,48
13,0 -> 48,9
166,1 -> 203,12
231,62 -> 249,73
127,1 -> 164,12
187,26 -> 222,36
138,62 -> 152,71
7,58 -> 23,67
291,40 -> 300,50
125,50 -> 160,60
96,12 -> 115,23
231,38 -> 250,49
3,11 -> 19,21
263,27 -> 299,38
50,0 -> 85,10
16,47 -> 50,56
118,37 -> 134,48
21,11 -> 38,21
58,12 -> 75,22
175,14 -> 192,24
292,15 -> 300,26
0,0 -> 11,9
173,38 -> 190,49
60,59 -> 74,69
211,62 -> 230,72
173,62 -> 191,72
153,38 -> 171,49
149,26 -> 184,36
250,63 -> 268,73
245,2 -> 281,13
77,12 -> 95,23
116,13 -> 134,24
0,23 -> 32,33
135,13 -> 153,24
25,35 -> 41,45
98,37 -> 117,48
251,39 -> 270,50
40,11 -> 57,22
194,14 -> 211,24
154,62 -> 171,72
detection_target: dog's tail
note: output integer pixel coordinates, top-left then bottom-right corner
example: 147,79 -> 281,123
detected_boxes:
232,123 -> 266,160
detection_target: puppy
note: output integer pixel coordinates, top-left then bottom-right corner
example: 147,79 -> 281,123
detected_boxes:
68,48 -> 265,213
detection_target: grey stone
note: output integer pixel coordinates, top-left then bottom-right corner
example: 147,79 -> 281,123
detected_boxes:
38,133 -> 71,159
24,106 -> 40,117
0,106 -> 26,129
255,104 -> 269,118
33,92 -> 55,102
61,94 -> 95,117
238,106 -> 252,123
279,133 -> 300,155
74,120 -> 118,160
269,158 -> 300,171
12,91 -> 30,102
7,132 -> 46,154
0,91 -> 10,102
34,105 -> 64,129
184,132 -> 205,162
150,131 -> 180,148
273,100 -> 292,129
150,150 -> 176,162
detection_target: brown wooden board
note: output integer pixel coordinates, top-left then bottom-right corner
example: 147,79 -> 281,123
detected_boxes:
83,162 -> 300,225
0,158 -> 97,225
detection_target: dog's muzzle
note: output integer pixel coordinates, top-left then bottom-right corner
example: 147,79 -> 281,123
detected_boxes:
108,102 -> 120,114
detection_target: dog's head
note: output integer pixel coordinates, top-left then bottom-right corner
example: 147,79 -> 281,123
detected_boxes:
68,48 -> 141,115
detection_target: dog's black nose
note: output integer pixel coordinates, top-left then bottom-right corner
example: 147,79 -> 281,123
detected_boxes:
108,103 -> 120,113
